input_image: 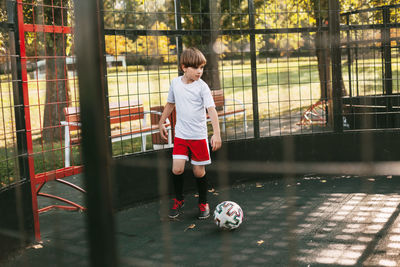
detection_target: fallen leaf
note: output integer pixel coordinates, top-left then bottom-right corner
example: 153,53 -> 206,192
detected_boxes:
184,224 -> 196,232
28,243 -> 43,249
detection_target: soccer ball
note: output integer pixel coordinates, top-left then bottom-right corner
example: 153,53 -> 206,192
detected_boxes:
213,201 -> 244,230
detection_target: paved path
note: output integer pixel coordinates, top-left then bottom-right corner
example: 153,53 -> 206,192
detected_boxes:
4,174 -> 400,266
222,109 -> 331,141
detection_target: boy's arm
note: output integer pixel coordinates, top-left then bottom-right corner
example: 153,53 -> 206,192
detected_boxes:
158,102 -> 175,141
207,106 -> 222,151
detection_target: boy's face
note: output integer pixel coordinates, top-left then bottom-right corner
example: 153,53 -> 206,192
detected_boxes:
182,64 -> 205,82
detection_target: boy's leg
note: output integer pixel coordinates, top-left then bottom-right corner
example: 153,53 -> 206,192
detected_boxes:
169,158 -> 186,219
188,139 -> 211,219
169,137 -> 189,219
172,159 -> 186,201
193,165 -> 210,219
193,165 -> 207,203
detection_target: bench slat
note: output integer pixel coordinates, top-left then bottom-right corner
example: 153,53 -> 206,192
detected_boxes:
69,123 -> 171,145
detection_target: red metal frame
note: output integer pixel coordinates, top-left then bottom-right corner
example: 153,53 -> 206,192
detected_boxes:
17,0 -> 84,241
297,100 -> 328,126
37,178 -> 86,213
23,24 -> 73,34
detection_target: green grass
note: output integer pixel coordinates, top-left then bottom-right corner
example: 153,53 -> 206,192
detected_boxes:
1,57 -> 398,187
0,140 -> 83,187
111,135 -> 155,157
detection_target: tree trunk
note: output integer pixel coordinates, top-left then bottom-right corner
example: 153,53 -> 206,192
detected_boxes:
180,1 -> 221,93
315,18 -> 331,101
199,0 -> 223,112
42,0 -> 70,142
199,0 -> 221,92
200,37 -> 221,91
315,14 -> 348,127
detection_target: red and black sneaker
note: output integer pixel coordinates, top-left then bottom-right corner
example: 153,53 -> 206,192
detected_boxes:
198,203 -> 210,219
169,198 -> 184,219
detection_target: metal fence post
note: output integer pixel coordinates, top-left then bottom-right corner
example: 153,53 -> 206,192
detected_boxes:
248,0 -> 260,138
174,0 -> 183,76
7,0 -> 30,185
345,14 -> 352,97
382,6 -> 393,128
7,0 -> 34,245
74,0 -> 118,266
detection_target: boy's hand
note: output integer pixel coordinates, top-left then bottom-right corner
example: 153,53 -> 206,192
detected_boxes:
159,123 -> 168,141
210,134 -> 222,151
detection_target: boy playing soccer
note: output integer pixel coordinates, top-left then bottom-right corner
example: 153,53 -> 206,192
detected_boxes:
158,47 -> 222,219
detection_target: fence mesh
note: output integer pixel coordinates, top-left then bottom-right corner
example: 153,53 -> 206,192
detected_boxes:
341,6 -> 400,130
1,0 -> 400,266
0,22 -> 22,188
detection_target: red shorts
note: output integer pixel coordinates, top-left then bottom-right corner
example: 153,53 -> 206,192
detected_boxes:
172,137 -> 211,165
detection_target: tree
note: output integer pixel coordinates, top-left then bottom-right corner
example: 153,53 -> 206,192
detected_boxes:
103,0 -> 176,67
254,0 -> 311,56
0,7 -> 7,67
130,21 -> 177,64
14,0 -> 72,142
104,22 -> 176,65
307,0 -> 400,102
105,35 -> 136,56
41,0 -> 71,142
178,0 -> 221,90
103,0 -> 163,31
107,0 -> 400,105
177,0 -> 264,92
310,0 -> 333,100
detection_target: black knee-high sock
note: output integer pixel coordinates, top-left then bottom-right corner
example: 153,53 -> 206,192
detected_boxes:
172,173 -> 184,201
196,174 -> 208,204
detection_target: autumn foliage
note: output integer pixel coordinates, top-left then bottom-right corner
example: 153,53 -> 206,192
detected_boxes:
104,21 -> 176,64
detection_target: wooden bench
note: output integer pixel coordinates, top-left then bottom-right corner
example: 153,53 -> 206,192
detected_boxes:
210,89 -> 247,133
61,100 -> 172,167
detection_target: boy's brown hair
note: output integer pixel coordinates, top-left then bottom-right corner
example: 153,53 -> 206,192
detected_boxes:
180,47 -> 207,70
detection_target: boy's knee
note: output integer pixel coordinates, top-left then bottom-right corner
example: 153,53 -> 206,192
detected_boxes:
172,167 -> 184,175
193,169 -> 205,178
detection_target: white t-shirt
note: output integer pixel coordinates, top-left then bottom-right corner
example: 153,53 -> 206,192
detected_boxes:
167,76 -> 215,140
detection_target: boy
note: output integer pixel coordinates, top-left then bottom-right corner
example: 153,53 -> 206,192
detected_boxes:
158,47 -> 222,220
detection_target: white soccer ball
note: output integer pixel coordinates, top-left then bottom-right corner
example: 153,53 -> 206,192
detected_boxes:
213,201 -> 244,230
